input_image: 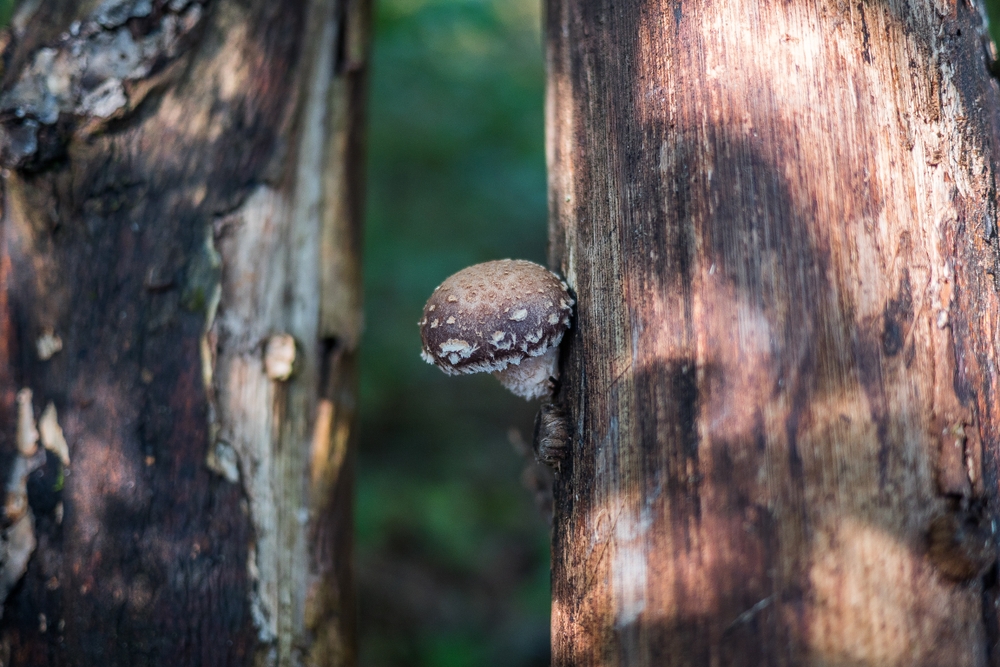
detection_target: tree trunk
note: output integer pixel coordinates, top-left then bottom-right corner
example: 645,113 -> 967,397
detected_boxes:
0,1 -> 367,665
546,0 -> 1000,664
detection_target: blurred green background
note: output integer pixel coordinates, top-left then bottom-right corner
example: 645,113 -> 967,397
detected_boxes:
359,0 -> 550,665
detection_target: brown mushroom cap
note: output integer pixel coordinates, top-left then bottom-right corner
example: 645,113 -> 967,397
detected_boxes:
419,260 -> 573,376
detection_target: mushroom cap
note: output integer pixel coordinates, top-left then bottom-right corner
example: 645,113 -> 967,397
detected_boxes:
419,259 -> 574,376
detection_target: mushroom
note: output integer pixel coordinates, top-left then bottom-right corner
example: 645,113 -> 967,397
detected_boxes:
419,259 -> 574,400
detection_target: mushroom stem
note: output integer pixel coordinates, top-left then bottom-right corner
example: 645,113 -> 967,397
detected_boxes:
492,347 -> 560,400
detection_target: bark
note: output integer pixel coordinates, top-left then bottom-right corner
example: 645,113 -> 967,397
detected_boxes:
0,1 -> 367,665
546,0 -> 1000,665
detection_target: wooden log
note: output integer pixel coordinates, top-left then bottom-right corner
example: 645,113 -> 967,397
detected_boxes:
546,0 -> 1000,664
0,1 -> 367,665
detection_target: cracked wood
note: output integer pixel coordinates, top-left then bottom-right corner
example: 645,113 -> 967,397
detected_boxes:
546,0 -> 1000,665
0,0 -> 368,665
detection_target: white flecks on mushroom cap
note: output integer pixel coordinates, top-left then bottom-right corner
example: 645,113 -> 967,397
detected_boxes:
438,338 -> 479,362
418,259 -> 574,399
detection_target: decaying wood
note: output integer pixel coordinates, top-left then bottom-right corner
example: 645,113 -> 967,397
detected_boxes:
0,0 -> 367,665
546,0 -> 1000,664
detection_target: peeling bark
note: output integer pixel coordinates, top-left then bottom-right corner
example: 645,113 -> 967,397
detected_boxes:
547,0 -> 1000,664
0,0 -> 367,664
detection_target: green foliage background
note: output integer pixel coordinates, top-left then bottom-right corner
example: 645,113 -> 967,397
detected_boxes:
360,0 -> 550,665
990,1 -> 1000,45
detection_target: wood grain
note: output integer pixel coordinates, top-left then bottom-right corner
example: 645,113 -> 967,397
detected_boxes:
546,0 -> 1000,664
0,1 -> 367,665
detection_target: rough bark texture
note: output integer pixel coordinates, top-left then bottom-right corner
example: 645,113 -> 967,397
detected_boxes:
546,0 -> 1000,664
0,0 -> 367,665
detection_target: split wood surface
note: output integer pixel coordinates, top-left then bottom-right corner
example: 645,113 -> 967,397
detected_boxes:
547,0 -> 1000,665
0,1 -> 367,665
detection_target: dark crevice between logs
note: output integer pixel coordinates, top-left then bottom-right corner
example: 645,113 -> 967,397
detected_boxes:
982,563 -> 1000,666
318,336 -> 342,401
